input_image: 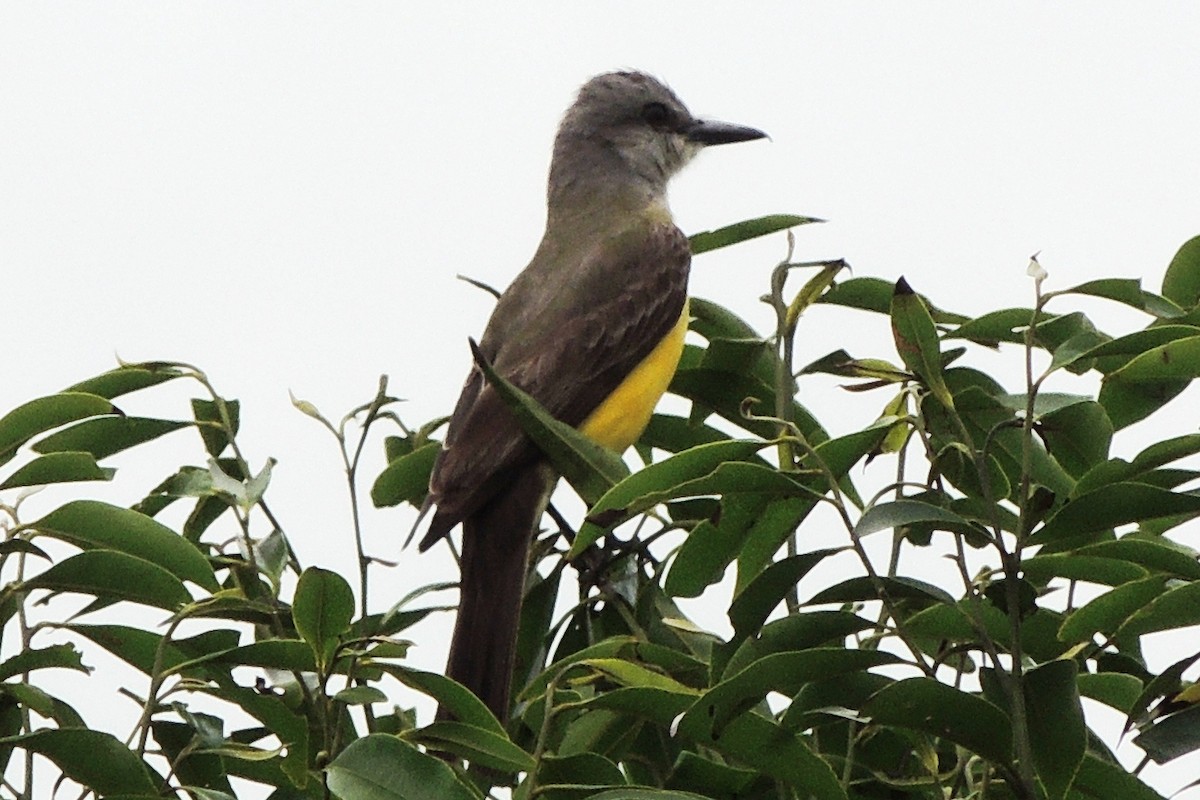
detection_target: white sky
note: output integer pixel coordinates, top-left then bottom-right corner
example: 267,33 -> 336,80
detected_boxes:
3,3 -> 1200,796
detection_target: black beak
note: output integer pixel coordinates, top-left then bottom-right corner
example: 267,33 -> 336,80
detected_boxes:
684,118 -> 768,146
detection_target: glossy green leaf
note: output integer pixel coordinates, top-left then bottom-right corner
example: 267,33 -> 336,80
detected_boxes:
891,278 -> 953,408
1053,278 -> 1184,319
1106,335 -> 1200,381
376,664 -> 504,736
1098,375 -> 1189,430
0,644 -> 88,681
370,441 -> 439,508
0,392 -> 118,466
412,721 -> 535,772
1026,660 -> 1086,800
685,649 -> 899,736
855,499 -> 979,537
592,686 -> 847,800
1029,483 -> 1200,545
1133,703 -> 1200,764
26,550 -> 190,611
212,640 -> 318,672
65,365 -> 186,399
0,452 -> 114,489
570,440 -> 766,557
0,729 -> 158,795
32,416 -> 189,459
1162,235 -> 1200,309
861,677 -> 1012,764
805,575 -> 955,606
1022,554 -> 1149,586
325,734 -> 475,800
1073,751 -> 1167,799
1038,400 -> 1112,477
1117,580 -> 1200,638
191,397 -> 239,458
0,683 -> 85,728
727,550 -> 841,639
293,567 -> 354,669
1077,672 -> 1144,713
1078,538 -> 1200,580
471,338 -> 629,506
1058,576 -> 1167,644
688,214 -> 819,255
28,500 -> 218,590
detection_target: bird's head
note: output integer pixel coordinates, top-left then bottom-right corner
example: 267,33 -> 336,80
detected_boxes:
550,71 -> 767,205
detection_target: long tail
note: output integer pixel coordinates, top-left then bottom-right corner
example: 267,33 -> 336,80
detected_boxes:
443,466 -> 547,723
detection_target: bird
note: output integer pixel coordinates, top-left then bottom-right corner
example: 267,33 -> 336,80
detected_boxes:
418,71 -> 766,723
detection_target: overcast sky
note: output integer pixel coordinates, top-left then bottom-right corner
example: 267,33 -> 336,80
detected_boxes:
3,3 -> 1199,795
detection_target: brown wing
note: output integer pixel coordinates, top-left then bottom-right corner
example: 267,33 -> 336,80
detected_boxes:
420,222 -> 689,549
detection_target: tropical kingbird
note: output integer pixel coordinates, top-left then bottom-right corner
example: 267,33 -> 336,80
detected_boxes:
419,71 -> 766,721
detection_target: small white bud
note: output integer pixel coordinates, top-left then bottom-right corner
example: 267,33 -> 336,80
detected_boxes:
1026,251 -> 1048,283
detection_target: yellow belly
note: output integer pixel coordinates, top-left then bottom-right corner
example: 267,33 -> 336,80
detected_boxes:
579,299 -> 689,452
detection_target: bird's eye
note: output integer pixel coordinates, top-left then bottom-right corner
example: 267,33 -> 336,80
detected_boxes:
641,101 -> 671,129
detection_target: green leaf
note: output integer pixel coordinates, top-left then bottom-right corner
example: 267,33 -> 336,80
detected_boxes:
1077,672 -> 1144,713
570,440 -> 766,558
822,276 -> 968,323
854,499 -> 980,538
0,729 -> 158,795
371,441 -> 439,508
376,664 -> 505,736
28,500 -> 218,591
1098,376 -> 1189,430
861,677 -> 1012,764
1039,401 -> 1113,477
1078,538 -> 1200,580
1105,335 -> 1200,382
67,623 -> 238,677
65,364 -> 186,399
1162,234 -> 1200,309
1057,576 -> 1167,644
0,644 -> 89,681
684,649 -> 899,736
191,397 -> 239,458
891,278 -> 953,408
806,575 -> 955,606
1133,703 -> 1200,764
0,683 -> 85,727
1117,580 -> 1200,638
1030,483 -> 1200,545
0,392 -> 118,467
26,550 -> 191,611
727,550 -> 841,639
212,640 -> 318,673
1084,325 -> 1200,369
411,721 -> 535,772
1073,751 -> 1167,799
293,567 -> 355,669
592,686 -> 848,799
687,214 -> 819,255
943,307 -> 1040,345
1054,278 -> 1185,319
1026,660 -> 1086,800
333,685 -> 388,705
1022,554 -> 1149,587
470,338 -> 629,506
325,734 -> 476,800
0,451 -> 114,489
31,416 -> 189,459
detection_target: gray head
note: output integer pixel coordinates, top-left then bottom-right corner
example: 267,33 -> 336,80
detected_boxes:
548,71 -> 766,211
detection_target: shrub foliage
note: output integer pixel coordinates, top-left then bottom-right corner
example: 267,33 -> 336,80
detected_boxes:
1,218 -> 1199,799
